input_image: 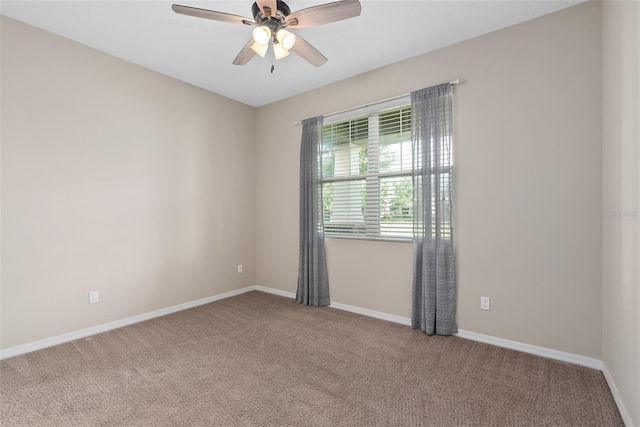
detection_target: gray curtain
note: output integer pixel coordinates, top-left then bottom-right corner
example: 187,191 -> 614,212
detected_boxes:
411,84 -> 457,335
297,117 -> 330,306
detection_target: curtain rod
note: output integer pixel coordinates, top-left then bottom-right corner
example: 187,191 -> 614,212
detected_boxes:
293,79 -> 460,126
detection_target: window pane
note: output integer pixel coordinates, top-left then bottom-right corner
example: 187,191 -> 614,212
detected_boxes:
322,149 -> 335,179
380,176 -> 413,238
380,140 -> 412,173
379,106 -> 411,136
323,180 -> 367,236
379,106 -> 412,174
323,117 -> 368,177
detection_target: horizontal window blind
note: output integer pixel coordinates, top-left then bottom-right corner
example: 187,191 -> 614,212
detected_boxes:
322,104 -> 414,239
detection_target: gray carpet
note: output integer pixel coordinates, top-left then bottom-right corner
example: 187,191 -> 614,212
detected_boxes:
1,291 -> 623,426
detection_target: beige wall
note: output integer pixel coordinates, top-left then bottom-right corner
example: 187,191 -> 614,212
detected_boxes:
1,16 -> 257,349
602,1 -> 640,425
256,2 -> 603,358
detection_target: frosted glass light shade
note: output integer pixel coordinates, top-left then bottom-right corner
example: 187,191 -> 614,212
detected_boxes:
273,42 -> 290,60
250,42 -> 268,58
276,29 -> 296,50
252,26 -> 271,45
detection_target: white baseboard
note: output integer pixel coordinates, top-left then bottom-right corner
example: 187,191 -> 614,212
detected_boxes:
329,301 -> 413,326
454,329 -> 603,370
602,363 -> 634,427
254,285 -> 295,299
0,286 -> 255,360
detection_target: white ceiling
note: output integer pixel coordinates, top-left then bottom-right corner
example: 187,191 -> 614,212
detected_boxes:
1,0 -> 584,107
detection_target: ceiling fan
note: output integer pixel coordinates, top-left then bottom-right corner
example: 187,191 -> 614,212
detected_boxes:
172,0 -> 362,68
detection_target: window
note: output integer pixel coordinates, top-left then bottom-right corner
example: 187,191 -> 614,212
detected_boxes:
321,104 -> 414,240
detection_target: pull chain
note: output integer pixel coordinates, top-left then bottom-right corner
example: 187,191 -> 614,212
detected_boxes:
270,42 -> 275,73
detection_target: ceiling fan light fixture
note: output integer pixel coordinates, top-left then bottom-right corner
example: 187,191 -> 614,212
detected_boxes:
250,41 -> 269,58
273,42 -> 290,60
276,29 -> 296,50
252,26 -> 271,45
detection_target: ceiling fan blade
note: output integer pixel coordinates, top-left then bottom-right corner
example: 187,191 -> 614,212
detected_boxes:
172,4 -> 254,26
286,0 -> 361,28
256,0 -> 277,17
290,35 -> 328,67
233,39 -> 257,65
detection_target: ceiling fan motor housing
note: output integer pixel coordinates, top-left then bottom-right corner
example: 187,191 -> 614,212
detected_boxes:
251,1 -> 291,25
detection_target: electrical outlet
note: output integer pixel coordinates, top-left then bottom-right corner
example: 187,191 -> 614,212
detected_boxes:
480,296 -> 490,311
89,290 -> 99,304
237,264 -> 243,274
